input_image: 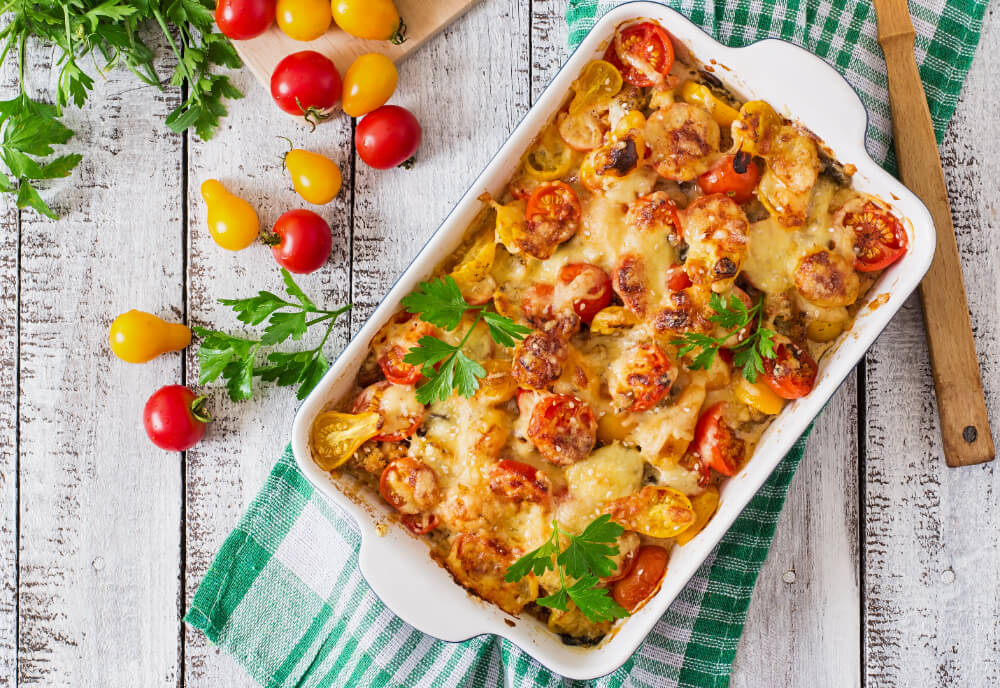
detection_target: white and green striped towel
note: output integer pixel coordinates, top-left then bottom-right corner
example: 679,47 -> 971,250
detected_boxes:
186,1 -> 987,685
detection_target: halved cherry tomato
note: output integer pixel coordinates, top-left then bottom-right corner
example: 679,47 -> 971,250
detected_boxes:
680,81 -> 740,127
844,201 -> 908,272
356,105 -> 422,169
215,0 -> 275,40
558,263 -> 612,324
275,0 -> 331,41
402,513 -> 439,534
352,381 -> 425,441
379,456 -> 440,515
310,410 -> 380,470
378,345 -> 421,385
521,283 -> 555,325
761,340 -> 818,399
604,485 -> 695,538
612,342 -> 675,412
611,546 -> 669,612
264,209 -> 332,274
693,402 -> 745,476
568,59 -> 623,115
604,22 -> 675,87
488,459 -> 551,503
626,191 -> 682,242
526,181 -> 581,228
270,51 -> 341,124
665,263 -> 692,292
527,393 -> 597,466
522,125 -> 574,181
697,153 -> 762,204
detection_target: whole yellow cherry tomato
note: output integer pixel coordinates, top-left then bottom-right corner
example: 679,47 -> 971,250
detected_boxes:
332,0 -> 406,43
284,148 -> 342,204
341,53 -> 398,118
109,310 -> 191,364
201,179 -> 259,251
276,0 -> 332,41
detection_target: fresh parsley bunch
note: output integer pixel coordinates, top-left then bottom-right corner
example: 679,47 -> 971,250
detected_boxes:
194,269 -> 351,401
505,515 -> 630,624
672,292 -> 776,382
1,0 -> 242,218
400,276 -> 530,405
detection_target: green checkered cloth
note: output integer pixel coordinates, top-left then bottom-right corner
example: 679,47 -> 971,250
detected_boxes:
185,1 -> 987,685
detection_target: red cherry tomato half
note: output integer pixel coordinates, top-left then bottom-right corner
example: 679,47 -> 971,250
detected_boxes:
693,402 -> 745,476
612,545 -> 669,612
697,153 -> 762,204
488,459 -> 551,503
665,263 -> 692,292
761,340 -> 818,399
527,393 -> 597,466
844,202 -> 909,272
558,263 -> 612,324
378,344 -> 421,385
215,0 -> 276,40
265,209 -> 332,274
356,105 -> 422,169
604,22 -> 675,87
270,51 -> 342,124
402,512 -> 439,534
143,385 -> 210,451
525,181 -> 581,228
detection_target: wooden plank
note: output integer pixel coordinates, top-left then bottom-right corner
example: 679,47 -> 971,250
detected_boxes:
14,36 -> 183,687
863,6 -> 1000,683
0,39 -> 19,684
182,58 -> 353,688
234,0 -> 479,87
732,380 -> 861,688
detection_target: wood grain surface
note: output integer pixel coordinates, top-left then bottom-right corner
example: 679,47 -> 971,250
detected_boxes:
875,1 -> 995,467
0,1 -> 997,686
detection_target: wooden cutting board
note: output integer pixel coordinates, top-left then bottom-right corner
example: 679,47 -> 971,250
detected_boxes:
233,0 -> 481,87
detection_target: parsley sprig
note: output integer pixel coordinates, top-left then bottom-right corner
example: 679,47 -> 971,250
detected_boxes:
671,292 -> 776,382
505,515 -> 630,624
1,0 -> 242,218
400,276 -> 530,405
194,269 -> 351,402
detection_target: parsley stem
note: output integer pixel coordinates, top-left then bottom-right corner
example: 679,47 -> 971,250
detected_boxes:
151,10 -> 201,105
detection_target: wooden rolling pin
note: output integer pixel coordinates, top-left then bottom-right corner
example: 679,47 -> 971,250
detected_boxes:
873,0 -> 994,466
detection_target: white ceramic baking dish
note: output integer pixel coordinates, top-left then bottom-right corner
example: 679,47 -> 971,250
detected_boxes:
291,2 -> 934,679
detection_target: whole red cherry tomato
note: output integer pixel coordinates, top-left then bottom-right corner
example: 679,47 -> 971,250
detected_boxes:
215,0 -> 276,40
270,51 -> 342,125
697,152 -> 762,204
143,385 -> 210,451
356,105 -> 422,169
265,209 -> 333,274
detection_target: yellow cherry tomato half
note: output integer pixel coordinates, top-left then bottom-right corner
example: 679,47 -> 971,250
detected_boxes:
735,375 -> 785,416
109,310 -> 191,364
569,59 -> 623,115
675,486 -> 720,546
680,81 -> 740,128
201,179 -> 259,251
521,125 -> 573,181
311,410 -> 381,470
276,0 -> 332,41
284,148 -> 342,205
332,0 -> 406,43
341,53 -> 398,118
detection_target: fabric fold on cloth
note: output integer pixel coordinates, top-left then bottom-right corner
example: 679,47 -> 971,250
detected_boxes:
186,1 -> 987,686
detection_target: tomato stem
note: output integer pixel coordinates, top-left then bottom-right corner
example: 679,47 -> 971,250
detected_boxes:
259,231 -> 281,247
390,18 -> 407,45
189,395 -> 212,424
398,156 -> 416,170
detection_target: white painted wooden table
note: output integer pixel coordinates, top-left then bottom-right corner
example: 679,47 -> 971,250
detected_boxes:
2,2 -> 998,686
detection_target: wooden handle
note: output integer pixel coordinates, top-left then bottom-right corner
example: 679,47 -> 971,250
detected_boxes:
879,32 -> 995,466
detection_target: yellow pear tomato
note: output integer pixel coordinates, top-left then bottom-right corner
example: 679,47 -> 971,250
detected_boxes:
109,310 -> 191,363
284,148 -> 342,205
200,179 -> 259,251
332,0 -> 406,43
276,0 -> 332,41
342,53 -> 398,118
